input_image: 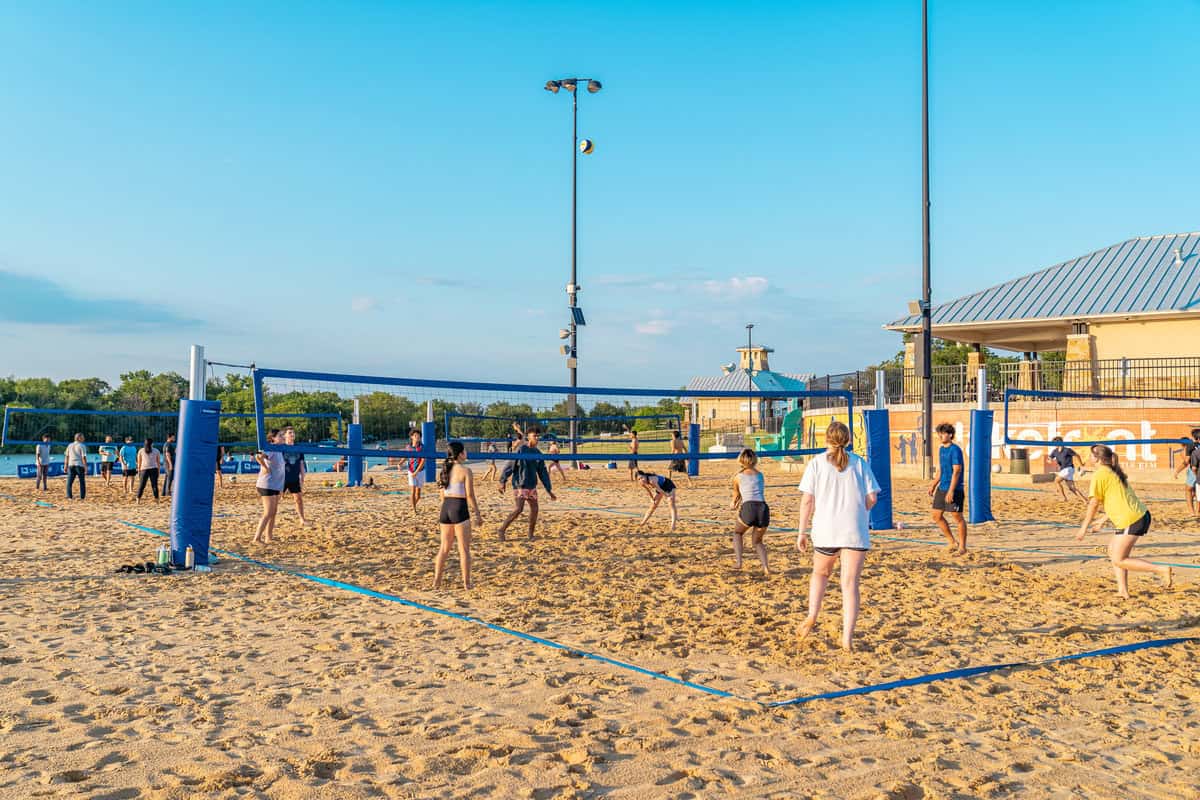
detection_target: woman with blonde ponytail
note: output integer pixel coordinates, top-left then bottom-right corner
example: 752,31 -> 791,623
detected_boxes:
434,441 -> 482,590
796,420 -> 880,651
1078,444 -> 1171,598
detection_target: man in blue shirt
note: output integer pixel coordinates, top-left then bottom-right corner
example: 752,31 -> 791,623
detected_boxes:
119,436 -> 140,496
495,425 -> 556,541
929,422 -> 967,553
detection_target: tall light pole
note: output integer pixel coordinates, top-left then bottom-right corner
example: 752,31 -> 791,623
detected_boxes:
920,0 -> 933,479
545,77 -> 601,465
745,323 -> 755,434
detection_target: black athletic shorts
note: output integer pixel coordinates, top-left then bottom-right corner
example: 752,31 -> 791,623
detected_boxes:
628,459 -> 639,470
658,478 -> 676,495
284,478 -> 302,495
439,497 -> 470,524
257,488 -> 280,497
932,487 -> 965,513
670,459 -> 686,473
100,462 -> 113,476
738,500 -> 770,528
815,546 -> 869,556
1119,511 -> 1151,537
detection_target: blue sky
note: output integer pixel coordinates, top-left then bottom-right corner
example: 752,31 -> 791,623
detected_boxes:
2,1 -> 1198,387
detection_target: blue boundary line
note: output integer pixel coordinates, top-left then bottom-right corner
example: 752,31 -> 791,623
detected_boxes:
113,518 -> 1198,708
113,520 -> 743,701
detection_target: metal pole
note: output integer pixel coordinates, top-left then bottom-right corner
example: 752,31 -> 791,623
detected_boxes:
746,324 -> 754,433
921,0 -> 933,480
188,345 -> 205,401
977,367 -> 988,410
569,87 -> 579,467
875,369 -> 886,409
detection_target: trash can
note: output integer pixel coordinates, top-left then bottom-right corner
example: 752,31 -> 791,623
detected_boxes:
1010,448 -> 1029,475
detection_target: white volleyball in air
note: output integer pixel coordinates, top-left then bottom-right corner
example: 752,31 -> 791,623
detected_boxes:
579,138 -> 595,154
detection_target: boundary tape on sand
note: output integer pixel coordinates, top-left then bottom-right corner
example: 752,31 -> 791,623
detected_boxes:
113,520 -> 743,701
110,519 -> 1198,709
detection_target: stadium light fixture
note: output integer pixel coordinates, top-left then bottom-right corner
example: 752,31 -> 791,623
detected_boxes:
546,75 -> 603,465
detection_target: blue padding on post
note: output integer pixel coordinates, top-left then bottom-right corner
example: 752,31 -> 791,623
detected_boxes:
170,399 -> 219,567
687,423 -> 700,477
422,420 -> 437,484
346,423 -> 363,487
863,409 -> 893,530
969,409 -> 995,523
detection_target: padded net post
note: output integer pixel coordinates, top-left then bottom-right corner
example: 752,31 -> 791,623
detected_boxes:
687,423 -> 701,477
863,409 -> 893,530
170,399 -> 219,567
969,409 -> 995,524
422,421 -> 437,484
346,423 -> 363,487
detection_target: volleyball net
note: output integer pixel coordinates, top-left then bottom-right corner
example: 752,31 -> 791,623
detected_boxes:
252,367 -> 853,463
2,406 -> 343,449
1002,389 -> 1199,450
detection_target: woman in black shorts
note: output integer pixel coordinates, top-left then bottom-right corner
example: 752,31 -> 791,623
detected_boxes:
434,441 -> 482,590
635,469 -> 678,532
731,448 -> 770,575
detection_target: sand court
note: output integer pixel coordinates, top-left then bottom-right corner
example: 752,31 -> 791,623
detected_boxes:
2,461 -> 1198,798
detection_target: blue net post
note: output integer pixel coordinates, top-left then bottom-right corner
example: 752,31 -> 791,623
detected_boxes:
969,409 -> 995,523
863,409 -> 893,530
422,420 -> 437,484
346,423 -> 363,487
687,423 -> 701,477
170,399 -> 220,567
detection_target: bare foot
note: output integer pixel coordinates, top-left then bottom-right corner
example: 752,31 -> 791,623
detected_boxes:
1161,567 -> 1174,589
798,618 -> 816,640
841,639 -> 854,652
957,547 -> 967,555
1118,591 -> 1131,600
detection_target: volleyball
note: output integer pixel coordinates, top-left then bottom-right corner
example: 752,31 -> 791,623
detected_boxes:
579,138 -> 594,154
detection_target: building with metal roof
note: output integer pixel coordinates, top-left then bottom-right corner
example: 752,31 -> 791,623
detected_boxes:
685,346 -> 810,430
885,232 -> 1200,355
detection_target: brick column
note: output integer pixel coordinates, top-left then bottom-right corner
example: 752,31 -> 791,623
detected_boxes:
1064,334 -> 1097,393
904,341 -> 921,403
965,348 -> 982,401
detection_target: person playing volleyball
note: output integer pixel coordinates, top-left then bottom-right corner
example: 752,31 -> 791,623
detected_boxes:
405,428 -> 426,515
496,425 -> 556,541
1077,444 -> 1172,598
1172,428 -> 1200,517
635,469 -> 678,532
929,422 -> 967,553
1046,436 -> 1086,502
434,441 -> 482,590
796,420 -> 880,651
669,430 -> 693,487
730,448 -> 770,575
547,438 -> 567,482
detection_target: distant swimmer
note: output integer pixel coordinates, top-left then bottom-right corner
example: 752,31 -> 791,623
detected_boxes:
434,441 -> 483,591
635,470 -> 678,533
730,448 -> 770,575
1077,444 -> 1172,599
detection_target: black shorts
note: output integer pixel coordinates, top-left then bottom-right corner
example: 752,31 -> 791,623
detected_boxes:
100,463 -> 113,476
932,487 -> 965,513
439,497 -> 470,524
284,478 -> 302,495
1119,511 -> 1151,537
628,459 -> 639,470
257,488 -> 280,497
815,546 -> 868,556
738,501 -> 770,528
658,478 -> 676,495
670,459 -> 686,473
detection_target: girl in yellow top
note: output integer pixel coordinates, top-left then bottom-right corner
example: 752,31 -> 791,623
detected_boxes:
1077,444 -> 1172,598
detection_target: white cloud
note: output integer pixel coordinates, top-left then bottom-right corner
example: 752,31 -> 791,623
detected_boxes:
702,276 -> 769,298
350,296 -> 378,313
635,319 -> 674,335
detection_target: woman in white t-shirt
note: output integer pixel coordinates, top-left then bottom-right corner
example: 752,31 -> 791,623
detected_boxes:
135,438 -> 163,504
796,420 -> 880,651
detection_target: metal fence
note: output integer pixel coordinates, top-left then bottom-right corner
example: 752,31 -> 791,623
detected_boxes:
814,357 -> 1200,406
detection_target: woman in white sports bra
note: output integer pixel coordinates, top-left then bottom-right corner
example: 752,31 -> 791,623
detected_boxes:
434,441 -> 482,590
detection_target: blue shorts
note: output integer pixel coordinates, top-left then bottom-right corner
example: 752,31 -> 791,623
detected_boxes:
1188,470 -> 1196,488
